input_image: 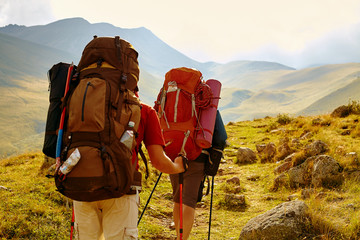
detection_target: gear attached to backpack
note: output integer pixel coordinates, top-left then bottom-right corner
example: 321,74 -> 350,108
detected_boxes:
154,67 -> 214,161
47,36 -> 142,202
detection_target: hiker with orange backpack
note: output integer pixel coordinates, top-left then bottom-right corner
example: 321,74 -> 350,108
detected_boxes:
154,67 -> 226,240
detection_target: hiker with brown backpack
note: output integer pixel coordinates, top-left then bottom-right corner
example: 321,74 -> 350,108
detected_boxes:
44,36 -> 185,240
154,67 -> 227,240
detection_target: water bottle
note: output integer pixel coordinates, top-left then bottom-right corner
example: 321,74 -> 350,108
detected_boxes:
120,121 -> 135,150
60,148 -> 81,175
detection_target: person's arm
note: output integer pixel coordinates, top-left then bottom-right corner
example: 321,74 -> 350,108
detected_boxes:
146,144 -> 185,174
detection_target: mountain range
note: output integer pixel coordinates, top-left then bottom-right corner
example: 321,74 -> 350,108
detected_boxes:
0,17 -> 359,156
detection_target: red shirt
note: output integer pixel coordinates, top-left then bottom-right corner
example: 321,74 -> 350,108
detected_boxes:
133,103 -> 165,167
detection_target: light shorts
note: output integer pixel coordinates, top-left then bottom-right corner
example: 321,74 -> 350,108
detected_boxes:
170,160 -> 205,209
73,194 -> 139,240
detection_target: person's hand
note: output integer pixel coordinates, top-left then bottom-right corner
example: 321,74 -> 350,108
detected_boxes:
173,155 -> 187,173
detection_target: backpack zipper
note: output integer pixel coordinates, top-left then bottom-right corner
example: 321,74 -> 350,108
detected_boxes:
82,81 -> 93,121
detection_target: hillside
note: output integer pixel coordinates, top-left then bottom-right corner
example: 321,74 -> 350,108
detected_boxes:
1,110 -> 360,239
219,63 -> 360,123
0,32 -> 76,79
299,77 -> 360,116
0,18 -> 360,157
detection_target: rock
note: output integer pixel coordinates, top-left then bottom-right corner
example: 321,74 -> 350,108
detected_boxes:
305,140 -> 329,156
274,161 -> 292,175
239,201 -> 309,240
287,158 -> 313,188
291,138 -> 301,147
272,173 -> 289,190
335,145 -> 346,155
225,194 -> 246,208
345,152 -> 359,165
300,131 -> 313,140
236,147 -> 257,164
256,144 -> 266,152
256,142 -> 277,163
0,186 -> 12,192
311,155 -> 344,188
246,175 -> 260,181
284,153 -> 296,162
315,192 -> 327,199
227,176 -> 241,185
277,141 -> 293,160
275,155 -> 344,189
301,188 -> 316,199
277,138 -> 294,159
287,194 -> 299,201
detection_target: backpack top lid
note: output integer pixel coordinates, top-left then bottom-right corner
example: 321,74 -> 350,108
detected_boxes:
164,67 -> 202,93
77,36 -> 139,91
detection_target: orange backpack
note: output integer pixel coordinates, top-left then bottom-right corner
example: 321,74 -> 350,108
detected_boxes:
155,67 -> 212,161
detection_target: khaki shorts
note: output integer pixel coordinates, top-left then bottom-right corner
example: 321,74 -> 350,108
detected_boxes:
73,194 -> 139,240
170,160 -> 205,209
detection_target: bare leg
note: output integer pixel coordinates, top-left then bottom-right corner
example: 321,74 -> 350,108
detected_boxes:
173,203 -> 195,240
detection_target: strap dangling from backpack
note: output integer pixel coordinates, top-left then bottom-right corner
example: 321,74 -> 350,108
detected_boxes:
138,144 -> 149,179
114,36 -> 127,122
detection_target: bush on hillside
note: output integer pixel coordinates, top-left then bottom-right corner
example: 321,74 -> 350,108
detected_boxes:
276,113 -> 292,125
331,100 -> 360,118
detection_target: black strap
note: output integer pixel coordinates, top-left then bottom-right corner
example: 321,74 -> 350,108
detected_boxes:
138,144 -> 149,179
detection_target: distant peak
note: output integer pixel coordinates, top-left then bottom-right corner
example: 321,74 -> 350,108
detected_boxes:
1,24 -> 26,30
47,17 -> 90,26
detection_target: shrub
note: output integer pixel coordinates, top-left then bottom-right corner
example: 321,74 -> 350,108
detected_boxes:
276,113 -> 292,125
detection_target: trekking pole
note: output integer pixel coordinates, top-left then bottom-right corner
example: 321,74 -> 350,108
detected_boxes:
53,63 -> 74,240
208,176 -> 215,240
179,172 -> 184,240
55,63 -> 74,170
137,172 -> 162,226
70,206 -> 75,240
178,130 -> 190,240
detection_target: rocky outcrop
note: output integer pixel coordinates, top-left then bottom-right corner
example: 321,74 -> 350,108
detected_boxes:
239,201 -> 309,240
236,147 -> 257,164
304,140 -> 329,156
274,155 -> 344,189
311,155 -> 344,188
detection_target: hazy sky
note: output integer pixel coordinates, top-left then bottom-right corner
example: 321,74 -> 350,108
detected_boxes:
1,0 -> 360,68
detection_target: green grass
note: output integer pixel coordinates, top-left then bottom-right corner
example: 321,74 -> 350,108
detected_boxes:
1,111 -> 360,239
0,152 -> 71,239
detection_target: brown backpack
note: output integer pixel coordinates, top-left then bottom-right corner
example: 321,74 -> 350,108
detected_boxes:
55,36 -> 141,202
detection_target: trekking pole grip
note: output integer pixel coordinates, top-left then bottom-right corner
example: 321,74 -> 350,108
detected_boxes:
178,154 -> 188,173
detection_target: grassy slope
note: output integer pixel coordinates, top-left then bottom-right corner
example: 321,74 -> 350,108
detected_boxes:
0,76 -> 49,157
1,112 -> 360,239
219,63 -> 360,123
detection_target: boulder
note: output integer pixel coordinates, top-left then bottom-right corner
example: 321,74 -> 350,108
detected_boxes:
274,161 -> 293,175
311,155 -> 344,188
305,140 -> 328,156
239,201 -> 309,240
236,147 -> 257,164
224,194 -> 246,210
277,140 -> 293,160
274,155 -> 344,189
227,176 -> 241,185
287,159 -> 312,188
